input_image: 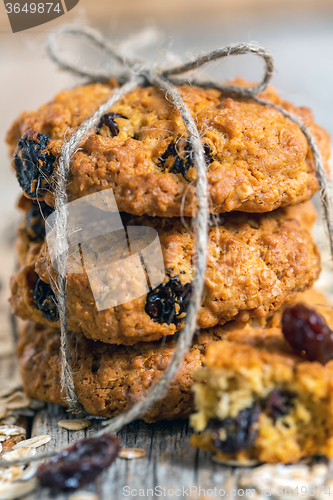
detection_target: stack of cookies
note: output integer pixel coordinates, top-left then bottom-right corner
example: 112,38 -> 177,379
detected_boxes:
6,78 -> 333,461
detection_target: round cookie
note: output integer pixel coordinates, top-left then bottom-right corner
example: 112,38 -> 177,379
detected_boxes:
17,322 -> 226,422
17,289 -> 331,422
6,80 -> 330,217
10,201 -> 320,345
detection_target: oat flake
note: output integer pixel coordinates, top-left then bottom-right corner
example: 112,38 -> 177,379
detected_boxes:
118,448 -> 147,460
2,447 -> 36,461
12,435 -> 51,450
69,492 -> 99,500
0,425 -> 25,437
0,477 -> 37,500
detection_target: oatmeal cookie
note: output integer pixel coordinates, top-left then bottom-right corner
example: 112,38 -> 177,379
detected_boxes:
6,80 -> 330,217
190,291 -> 333,463
10,202 -> 320,345
17,289 -> 331,423
15,195 -> 54,267
17,322 -> 227,422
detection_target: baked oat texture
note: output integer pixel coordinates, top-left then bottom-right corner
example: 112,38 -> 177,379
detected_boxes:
190,290 -> 333,463
6,79 -> 330,217
17,289 -> 330,424
10,201 -> 320,344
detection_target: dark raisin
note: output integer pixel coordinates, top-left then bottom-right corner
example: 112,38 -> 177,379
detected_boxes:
209,403 -> 260,454
157,141 -> 213,180
203,143 -> 214,165
264,389 -> 294,422
145,275 -> 192,325
282,304 -> 333,365
157,142 -> 188,178
25,202 -> 54,241
33,277 -> 59,322
14,129 -> 56,198
37,434 -> 120,490
96,112 -> 128,137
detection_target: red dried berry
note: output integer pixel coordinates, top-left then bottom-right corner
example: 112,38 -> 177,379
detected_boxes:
37,434 -> 120,490
282,303 -> 333,364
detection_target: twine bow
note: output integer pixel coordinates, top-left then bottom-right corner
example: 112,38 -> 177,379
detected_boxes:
2,26 -> 331,468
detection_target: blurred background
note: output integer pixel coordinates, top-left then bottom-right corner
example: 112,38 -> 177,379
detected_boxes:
0,0 -> 333,352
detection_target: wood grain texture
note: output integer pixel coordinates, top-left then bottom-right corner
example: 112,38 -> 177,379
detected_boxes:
1,0 -> 333,31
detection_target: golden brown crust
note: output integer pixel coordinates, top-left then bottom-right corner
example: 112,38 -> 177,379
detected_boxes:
7,80 -> 330,217
10,203 -> 320,345
17,322 -> 227,422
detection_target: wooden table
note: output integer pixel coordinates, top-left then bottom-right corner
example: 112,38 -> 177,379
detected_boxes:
0,351 -> 243,499
2,258 -> 333,499
1,347 -> 333,500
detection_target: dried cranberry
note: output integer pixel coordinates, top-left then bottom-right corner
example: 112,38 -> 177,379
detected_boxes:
264,389 -> 294,422
209,403 -> 260,454
282,304 -> 333,365
14,129 -> 56,198
145,275 -> 192,325
25,202 -> 54,241
37,434 -> 120,490
157,142 -> 213,180
97,112 -> 128,137
33,277 -> 59,322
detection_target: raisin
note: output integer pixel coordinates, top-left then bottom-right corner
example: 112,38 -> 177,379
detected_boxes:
282,304 -> 333,365
37,434 -> 120,490
157,142 -> 213,180
96,112 -> 128,137
203,143 -> 214,166
33,277 -> 59,322
209,403 -> 260,454
264,389 -> 294,422
145,275 -> 192,325
25,202 -> 54,241
14,129 -> 56,198
157,142 -> 188,178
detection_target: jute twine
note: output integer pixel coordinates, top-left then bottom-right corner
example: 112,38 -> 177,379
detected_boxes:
1,26 -> 332,468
